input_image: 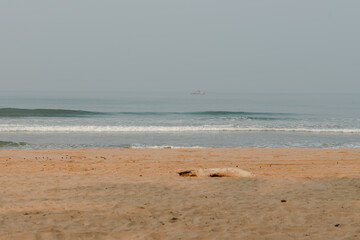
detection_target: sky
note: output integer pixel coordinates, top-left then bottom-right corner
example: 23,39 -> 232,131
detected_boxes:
0,0 -> 359,93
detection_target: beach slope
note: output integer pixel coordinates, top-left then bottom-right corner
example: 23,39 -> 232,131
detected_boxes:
0,148 -> 359,239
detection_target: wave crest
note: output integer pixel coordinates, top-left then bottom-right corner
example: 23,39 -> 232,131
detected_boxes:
0,108 -> 291,118
0,108 -> 103,117
0,140 -> 27,147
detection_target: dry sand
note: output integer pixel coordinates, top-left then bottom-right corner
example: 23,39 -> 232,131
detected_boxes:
0,148 -> 359,239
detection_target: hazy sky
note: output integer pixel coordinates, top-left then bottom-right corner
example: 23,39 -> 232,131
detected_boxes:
1,0 -> 359,93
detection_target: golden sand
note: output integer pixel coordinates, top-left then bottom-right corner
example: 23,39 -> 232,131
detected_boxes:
0,148 -> 359,239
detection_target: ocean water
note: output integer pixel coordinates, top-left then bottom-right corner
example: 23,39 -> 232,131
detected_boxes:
1,92 -> 359,149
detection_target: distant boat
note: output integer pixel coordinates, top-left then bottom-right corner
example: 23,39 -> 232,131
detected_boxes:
191,90 -> 206,95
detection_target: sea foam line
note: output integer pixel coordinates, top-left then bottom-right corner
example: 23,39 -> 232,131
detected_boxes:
0,125 -> 359,133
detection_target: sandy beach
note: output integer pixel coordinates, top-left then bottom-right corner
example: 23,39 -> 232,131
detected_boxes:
0,148 -> 359,239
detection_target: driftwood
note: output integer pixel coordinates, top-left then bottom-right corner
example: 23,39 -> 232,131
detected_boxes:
178,168 -> 254,178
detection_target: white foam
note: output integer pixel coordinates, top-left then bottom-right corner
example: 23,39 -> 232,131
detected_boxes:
131,145 -> 205,149
0,125 -> 359,134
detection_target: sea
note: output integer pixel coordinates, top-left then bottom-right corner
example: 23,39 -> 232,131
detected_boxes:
1,91 -> 359,149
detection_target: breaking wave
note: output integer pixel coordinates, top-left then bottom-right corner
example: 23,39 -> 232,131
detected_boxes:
0,125 -> 359,133
0,140 -> 27,148
0,108 -> 103,117
0,108 -> 290,119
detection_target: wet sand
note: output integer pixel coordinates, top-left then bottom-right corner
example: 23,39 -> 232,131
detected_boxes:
0,148 -> 359,239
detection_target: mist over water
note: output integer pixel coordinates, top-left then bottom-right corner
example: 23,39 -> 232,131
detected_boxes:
0,92 -> 359,149
1,1 -> 359,149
